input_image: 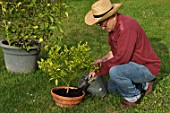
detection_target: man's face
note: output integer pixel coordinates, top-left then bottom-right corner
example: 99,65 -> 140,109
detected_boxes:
97,14 -> 117,32
98,18 -> 109,31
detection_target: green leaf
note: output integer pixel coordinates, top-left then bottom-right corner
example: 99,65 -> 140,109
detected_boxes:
16,2 -> 22,7
58,26 -> 63,33
2,7 -> 6,12
49,26 -> 56,30
26,46 -> 31,51
55,79 -> 59,86
49,78 -> 54,81
65,12 -> 69,18
31,0 -> 36,4
49,16 -> 54,23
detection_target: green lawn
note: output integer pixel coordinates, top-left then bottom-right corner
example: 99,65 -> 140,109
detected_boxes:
0,0 -> 170,113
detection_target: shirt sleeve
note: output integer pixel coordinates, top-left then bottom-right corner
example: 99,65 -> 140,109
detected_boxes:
95,29 -> 137,76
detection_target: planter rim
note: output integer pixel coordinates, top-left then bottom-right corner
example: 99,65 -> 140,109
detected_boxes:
51,86 -> 85,99
0,40 -> 40,50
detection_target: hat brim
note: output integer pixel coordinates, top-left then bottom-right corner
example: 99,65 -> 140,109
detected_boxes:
85,3 -> 122,25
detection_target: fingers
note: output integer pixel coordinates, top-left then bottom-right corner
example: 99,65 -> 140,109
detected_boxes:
93,59 -> 102,65
88,71 -> 96,80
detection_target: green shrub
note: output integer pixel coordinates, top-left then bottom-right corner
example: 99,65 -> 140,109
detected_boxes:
38,42 -> 94,93
0,0 -> 68,50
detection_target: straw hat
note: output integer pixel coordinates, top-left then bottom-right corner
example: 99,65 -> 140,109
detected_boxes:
85,0 -> 122,25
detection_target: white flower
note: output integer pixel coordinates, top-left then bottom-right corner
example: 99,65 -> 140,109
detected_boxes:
8,22 -> 11,24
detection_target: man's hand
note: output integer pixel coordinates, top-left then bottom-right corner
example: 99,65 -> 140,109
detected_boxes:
93,59 -> 103,65
93,51 -> 113,65
88,71 -> 96,80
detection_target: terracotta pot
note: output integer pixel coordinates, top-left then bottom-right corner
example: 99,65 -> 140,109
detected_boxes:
51,86 -> 85,108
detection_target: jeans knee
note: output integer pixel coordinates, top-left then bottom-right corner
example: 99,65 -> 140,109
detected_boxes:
109,66 -> 118,76
109,66 -> 121,81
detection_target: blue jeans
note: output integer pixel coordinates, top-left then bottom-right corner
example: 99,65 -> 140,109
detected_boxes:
108,62 -> 155,98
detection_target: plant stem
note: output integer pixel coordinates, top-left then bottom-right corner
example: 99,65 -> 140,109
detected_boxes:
66,83 -> 70,94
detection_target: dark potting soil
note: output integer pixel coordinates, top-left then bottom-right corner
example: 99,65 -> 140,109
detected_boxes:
53,88 -> 83,97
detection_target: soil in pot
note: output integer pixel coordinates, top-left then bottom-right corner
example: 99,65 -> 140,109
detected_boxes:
53,88 -> 83,97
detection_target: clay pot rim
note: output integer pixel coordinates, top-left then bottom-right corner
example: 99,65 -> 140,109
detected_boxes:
51,86 -> 85,99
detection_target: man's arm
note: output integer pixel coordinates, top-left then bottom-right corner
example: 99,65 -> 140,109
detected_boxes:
88,51 -> 114,79
93,51 -> 114,64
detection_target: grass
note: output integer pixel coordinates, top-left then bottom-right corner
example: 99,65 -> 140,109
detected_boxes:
0,0 -> 170,113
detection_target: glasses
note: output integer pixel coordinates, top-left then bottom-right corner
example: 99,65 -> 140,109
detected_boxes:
97,18 -> 109,27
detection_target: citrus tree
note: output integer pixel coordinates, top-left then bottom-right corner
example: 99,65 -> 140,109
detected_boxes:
38,42 -> 94,93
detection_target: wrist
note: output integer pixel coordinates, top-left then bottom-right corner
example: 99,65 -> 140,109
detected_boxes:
101,58 -> 104,62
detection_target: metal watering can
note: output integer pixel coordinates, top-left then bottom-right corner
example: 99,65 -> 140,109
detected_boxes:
78,73 -> 107,97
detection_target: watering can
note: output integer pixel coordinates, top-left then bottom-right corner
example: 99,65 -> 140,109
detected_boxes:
78,73 -> 107,97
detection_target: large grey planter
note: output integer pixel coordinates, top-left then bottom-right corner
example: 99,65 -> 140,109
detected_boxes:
0,40 -> 40,73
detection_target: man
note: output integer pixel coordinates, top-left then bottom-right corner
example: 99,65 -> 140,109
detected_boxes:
85,0 -> 161,108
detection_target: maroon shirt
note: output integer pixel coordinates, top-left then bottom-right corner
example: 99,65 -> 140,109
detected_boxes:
95,14 -> 161,76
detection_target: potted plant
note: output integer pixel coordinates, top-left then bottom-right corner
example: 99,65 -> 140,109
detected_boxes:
0,0 -> 67,73
38,42 -> 94,108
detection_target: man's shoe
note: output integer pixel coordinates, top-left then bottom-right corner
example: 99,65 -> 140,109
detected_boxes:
119,100 -> 140,108
145,82 -> 153,94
